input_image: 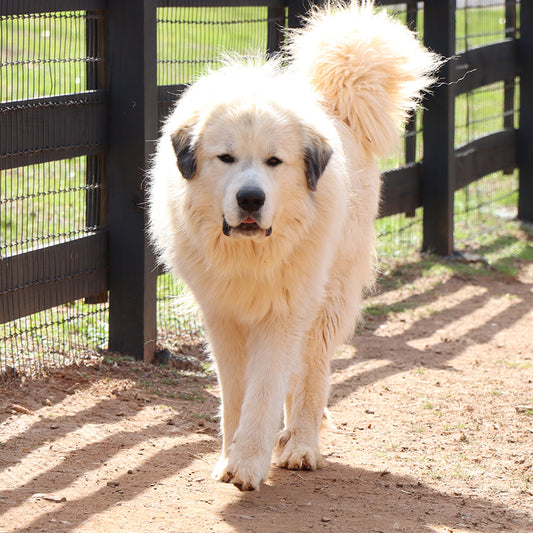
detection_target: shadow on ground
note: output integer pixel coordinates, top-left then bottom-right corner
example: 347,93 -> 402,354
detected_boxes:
1,255 -> 532,532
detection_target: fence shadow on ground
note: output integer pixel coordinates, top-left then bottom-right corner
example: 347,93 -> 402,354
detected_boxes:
0,365 -> 221,531
331,269 -> 533,408
1,254 -> 532,531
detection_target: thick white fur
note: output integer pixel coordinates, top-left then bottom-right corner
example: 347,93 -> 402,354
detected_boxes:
148,1 -> 439,491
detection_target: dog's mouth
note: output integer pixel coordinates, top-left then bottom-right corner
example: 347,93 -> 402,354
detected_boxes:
223,217 -> 272,238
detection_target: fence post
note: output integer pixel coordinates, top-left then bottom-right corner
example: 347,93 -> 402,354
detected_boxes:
518,0 -> 533,222
403,0 -> 419,218
266,7 -> 285,55
287,0 -> 311,29
422,0 -> 456,256
85,9 -> 108,305
502,0 -> 516,177
106,0 -> 158,362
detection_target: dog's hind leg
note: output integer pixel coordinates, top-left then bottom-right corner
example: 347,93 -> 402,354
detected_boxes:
275,323 -> 333,471
275,288 -> 358,471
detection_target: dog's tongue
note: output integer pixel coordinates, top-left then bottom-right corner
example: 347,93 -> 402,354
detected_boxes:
242,217 -> 256,224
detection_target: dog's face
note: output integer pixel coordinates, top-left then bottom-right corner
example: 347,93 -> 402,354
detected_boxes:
170,101 -> 332,242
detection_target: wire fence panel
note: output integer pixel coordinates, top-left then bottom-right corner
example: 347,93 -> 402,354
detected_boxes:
155,4 -> 284,354
0,7 -> 108,380
453,0 -> 520,251
1,12 -> 89,100
158,5 -> 282,85
375,2 -> 425,259
156,4 -> 285,122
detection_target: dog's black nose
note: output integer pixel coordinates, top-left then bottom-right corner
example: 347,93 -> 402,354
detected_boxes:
236,187 -> 265,213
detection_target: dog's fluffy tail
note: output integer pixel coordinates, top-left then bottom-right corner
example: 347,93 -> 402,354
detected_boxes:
287,1 -> 441,158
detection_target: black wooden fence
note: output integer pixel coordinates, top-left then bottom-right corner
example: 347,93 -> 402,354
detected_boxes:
0,0 -> 531,365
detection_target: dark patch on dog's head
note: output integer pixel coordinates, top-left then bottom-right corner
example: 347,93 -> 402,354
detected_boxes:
170,127 -> 197,180
304,133 -> 333,191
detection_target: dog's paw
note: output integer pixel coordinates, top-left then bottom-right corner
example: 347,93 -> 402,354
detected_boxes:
211,454 -> 268,491
212,455 -> 233,483
275,429 -> 325,471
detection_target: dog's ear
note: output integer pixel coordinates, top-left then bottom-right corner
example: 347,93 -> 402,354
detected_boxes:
304,132 -> 333,192
170,127 -> 197,180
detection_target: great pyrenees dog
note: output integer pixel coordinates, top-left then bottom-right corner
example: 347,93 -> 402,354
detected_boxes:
148,1 -> 439,490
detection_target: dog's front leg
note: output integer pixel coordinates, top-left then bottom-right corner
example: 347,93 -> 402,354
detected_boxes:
204,317 -> 248,482
218,326 -> 300,491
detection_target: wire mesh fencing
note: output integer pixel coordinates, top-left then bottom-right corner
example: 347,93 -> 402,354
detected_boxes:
453,0 -> 520,252
377,0 -> 521,263
1,8 -> 108,379
374,2 -> 424,260
0,0 -> 526,379
154,4 -> 286,356
157,4 -> 285,87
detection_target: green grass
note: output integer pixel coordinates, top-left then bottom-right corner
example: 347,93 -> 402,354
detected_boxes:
386,4 -> 519,51
0,158 -> 90,255
498,359 -> 533,371
379,217 -> 532,280
157,6 -> 273,86
364,301 -> 416,317
1,7 -> 275,98
0,11 -> 89,101
0,299 -> 108,357
178,391 -> 206,404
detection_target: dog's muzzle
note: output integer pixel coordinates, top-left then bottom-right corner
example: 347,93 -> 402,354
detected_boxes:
222,185 -> 272,239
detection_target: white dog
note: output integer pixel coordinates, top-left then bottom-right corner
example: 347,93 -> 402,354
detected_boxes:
148,1 -> 438,490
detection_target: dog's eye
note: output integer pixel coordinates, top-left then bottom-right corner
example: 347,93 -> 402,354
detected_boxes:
217,154 -> 235,164
266,156 -> 282,167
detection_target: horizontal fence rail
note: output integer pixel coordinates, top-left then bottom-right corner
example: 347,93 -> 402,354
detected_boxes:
0,0 -> 529,368
454,39 -> 518,95
454,129 -> 517,191
0,0 -> 106,16
0,91 -> 108,170
0,233 -> 108,323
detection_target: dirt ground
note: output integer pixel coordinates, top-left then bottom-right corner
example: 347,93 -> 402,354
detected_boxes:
1,260 -> 533,533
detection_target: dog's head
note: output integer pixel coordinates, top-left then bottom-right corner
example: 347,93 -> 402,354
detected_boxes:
169,101 -> 333,242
